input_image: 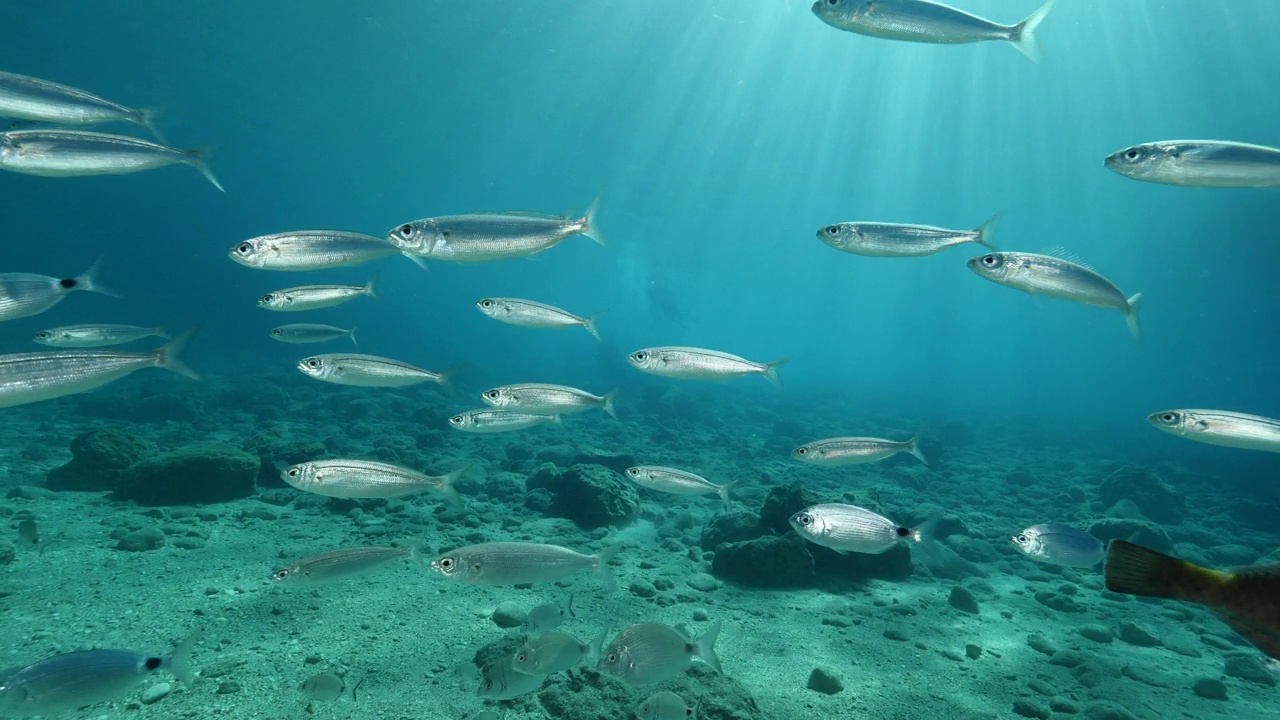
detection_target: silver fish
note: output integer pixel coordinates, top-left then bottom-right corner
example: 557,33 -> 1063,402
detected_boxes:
0,130 -> 221,190
1010,524 -> 1104,568
811,0 -> 1055,63
281,459 -> 463,505
34,324 -> 166,348
818,215 -> 997,257
388,199 -> 604,264
1105,140 -> 1280,188
522,595 -> 576,634
448,408 -> 560,433
271,546 -> 416,586
789,503 -> 931,554
298,672 -> 363,702
1148,409 -> 1280,453
476,660 -> 545,700
258,279 -> 376,311
0,331 -> 197,408
512,631 -> 605,675
0,262 -> 116,322
297,353 -> 449,387
623,466 -> 730,510
0,71 -> 159,137
0,634 -> 196,716
15,519 -> 38,548
597,621 -> 722,685
229,231 -> 404,271
638,691 -> 698,720
791,435 -> 928,467
627,346 -> 786,387
481,383 -> 617,418
476,298 -> 602,340
967,250 -> 1143,339
269,323 -> 356,345
429,542 -> 618,588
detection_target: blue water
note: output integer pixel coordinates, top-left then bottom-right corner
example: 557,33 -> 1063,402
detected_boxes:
3,2 -> 1280,718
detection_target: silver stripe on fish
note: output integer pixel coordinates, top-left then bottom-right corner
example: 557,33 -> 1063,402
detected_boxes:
282,459 -> 464,504
476,297 -> 602,340
1106,140 -> 1280,188
429,542 -> 618,588
230,231 -> 401,271
627,346 -> 787,387
271,546 -> 415,586
0,130 -> 221,190
789,503 -> 931,555
448,408 -> 560,433
33,324 -> 166,348
1010,524 -> 1104,568
296,353 -> 449,387
481,383 -> 617,418
1148,409 -> 1280,453
623,466 -> 730,509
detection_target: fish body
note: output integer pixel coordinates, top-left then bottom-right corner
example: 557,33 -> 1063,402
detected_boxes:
481,383 -> 616,418
1105,140 -> 1280,188
967,250 -> 1143,339
0,332 -> 197,408
0,71 -> 157,135
0,263 -> 116,322
258,280 -> 376,311
790,503 -> 926,554
230,231 -> 398,271
476,660 -> 545,700
0,635 -> 195,716
597,621 -> 722,685
792,435 -> 927,467
817,216 -> 997,257
638,691 -> 697,720
627,346 -> 786,387
33,324 -> 165,348
0,130 -> 220,190
448,408 -> 560,433
1148,409 -> 1280,453
281,459 -> 462,504
296,353 -> 447,387
429,542 -> 618,588
15,519 -> 38,548
1010,524 -> 1104,568
522,595 -> 576,633
512,631 -> 603,675
476,298 -> 601,340
623,466 -> 729,509
1104,540 -> 1280,659
811,0 -> 1055,62
272,546 -> 415,585
269,323 -> 356,345
298,672 -> 351,702
388,199 -> 604,264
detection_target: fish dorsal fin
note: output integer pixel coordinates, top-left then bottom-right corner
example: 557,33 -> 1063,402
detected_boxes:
1041,246 -> 1096,271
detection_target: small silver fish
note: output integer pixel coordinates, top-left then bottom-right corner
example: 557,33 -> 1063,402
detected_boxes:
0,262 -> 117,322
790,503 -> 931,554
0,71 -> 159,137
522,595 -> 576,634
476,660 -> 545,700
388,199 -> 604,264
818,215 -> 997,257
597,621 -> 722,685
271,546 -> 416,586
229,231 -> 403,271
269,323 -> 356,345
511,630 -> 605,675
15,519 -> 38,548
258,279 -> 376,311
1010,524 -> 1104,568
638,691 -> 698,720
297,353 -> 449,387
448,409 -> 560,433
298,672 -> 363,702
0,331 -> 197,408
0,634 -> 196,716
792,435 -> 928,467
0,130 -> 220,190
1105,140 -> 1280,188
282,459 -> 463,504
476,298 -> 602,341
627,347 -> 786,387
481,383 -> 617,418
1148,409 -> 1280,453
623,466 -> 730,510
967,250 -> 1143,339
34,324 -> 166,348
429,542 -> 618,588
812,0 -> 1055,63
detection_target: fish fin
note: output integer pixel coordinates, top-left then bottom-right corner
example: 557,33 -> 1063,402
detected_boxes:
587,629 -> 608,661
693,619 -> 723,674
974,213 -> 1001,250
434,368 -> 456,386
165,631 -> 200,686
582,311 -> 605,341
182,148 -> 224,192
717,482 -> 732,512
910,517 -> 940,545
1104,539 -> 1223,603
580,194 -> 606,246
154,327 -> 170,340
364,272 -> 379,299
1215,612 -> 1280,661
403,253 -> 430,271
594,545 -> 621,590
437,466 -> 468,509
1124,292 -> 1143,341
135,107 -> 166,143
1040,246 -> 1095,270
152,328 -> 201,381
762,357 -> 789,388
347,327 -> 358,345
76,257 -> 121,298
904,433 -> 931,468
1009,0 -> 1054,64
601,388 -> 619,419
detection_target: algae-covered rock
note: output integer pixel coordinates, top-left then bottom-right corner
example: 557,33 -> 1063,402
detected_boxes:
115,443 -> 258,505
711,534 -> 814,587
699,510 -> 761,551
539,664 -> 762,720
758,483 -> 823,535
527,463 -> 638,529
1087,518 -> 1173,553
46,429 -> 157,492
246,432 -> 327,489
1097,466 -> 1185,524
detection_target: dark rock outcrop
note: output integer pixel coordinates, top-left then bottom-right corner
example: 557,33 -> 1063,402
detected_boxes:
114,443 -> 258,505
46,429 -> 156,492
527,463 -> 638,529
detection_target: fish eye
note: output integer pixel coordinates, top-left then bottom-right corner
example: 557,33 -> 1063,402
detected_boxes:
480,299 -> 493,308
627,468 -> 639,476
633,352 -> 646,361
981,254 -> 999,267
37,331 -> 49,339
398,224 -> 413,237
450,415 -> 463,424
286,467 -> 300,478
260,294 -> 273,303
235,242 -> 253,255
306,359 -> 320,368
606,653 -> 617,663
485,390 -> 499,399
1160,412 -> 1179,424
271,569 -> 289,580
439,557 -> 455,570
1124,148 -> 1141,161
799,513 -> 813,526
825,225 -> 840,236
796,447 -> 807,455
1015,534 -> 1027,544
516,653 -> 526,662
271,329 -> 281,335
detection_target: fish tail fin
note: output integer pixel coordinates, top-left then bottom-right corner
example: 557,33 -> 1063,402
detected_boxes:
364,272 -> 379,299
437,466 -> 468,509
76,257 -> 121,298
716,482 -> 732,513
1125,292 -> 1143,341
1104,540 -> 1222,603
910,517 -> 940,545
580,194 -> 606,246
165,631 -> 200,686
693,619 -> 723,674
152,328 -> 201,381
601,388 -> 619,419
594,545 -> 621,590
583,311 -> 604,341
587,629 -> 608,660
762,357 -> 790,388
905,433 -> 931,468
434,368 -> 455,386
183,148 -> 224,192
135,107 -> 166,143
348,327 -> 358,345
974,212 -> 1001,250
154,327 -> 170,340
1009,0 -> 1054,63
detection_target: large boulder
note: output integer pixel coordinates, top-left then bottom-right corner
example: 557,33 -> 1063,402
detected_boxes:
527,463 -> 638,529
114,443 -> 258,505
46,429 -> 156,492
711,534 -> 814,588
699,510 -> 762,551
1097,466 -> 1185,524
758,483 -> 824,535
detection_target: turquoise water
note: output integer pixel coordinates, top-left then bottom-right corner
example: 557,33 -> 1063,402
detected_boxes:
1,2 -> 1278,719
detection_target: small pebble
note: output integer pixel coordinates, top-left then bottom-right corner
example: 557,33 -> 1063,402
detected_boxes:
1192,677 -> 1227,700
949,586 -> 979,615
139,683 -> 171,705
1011,700 -> 1049,719
1078,624 -> 1113,644
490,601 -> 527,629
692,608 -> 710,621
216,681 -> 240,695
807,666 -> 843,695
686,573 -> 720,592
882,628 -> 909,642
1026,634 -> 1056,656
1117,622 -> 1162,648
965,644 -> 982,660
629,579 -> 657,598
